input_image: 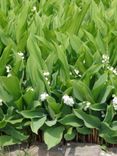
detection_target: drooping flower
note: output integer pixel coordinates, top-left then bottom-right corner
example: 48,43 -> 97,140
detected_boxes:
17,52 -> 24,59
45,77 -> 49,81
84,101 -> 91,111
107,66 -> 117,76
112,96 -> 117,104
62,95 -> 74,107
40,92 -> 49,101
101,111 -> 105,118
102,54 -> 109,64
6,65 -> 11,73
43,71 -> 51,85
74,69 -> 79,75
112,96 -> 117,110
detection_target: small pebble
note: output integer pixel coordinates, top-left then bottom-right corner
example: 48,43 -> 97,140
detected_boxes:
58,147 -> 63,151
67,143 -> 70,146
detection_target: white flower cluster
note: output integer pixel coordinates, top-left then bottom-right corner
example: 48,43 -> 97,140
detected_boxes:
43,71 -> 50,85
0,99 -> 3,106
18,52 -> 24,59
102,54 -> 109,64
107,66 -> 117,76
70,69 -> 81,77
62,94 -> 74,107
40,92 -> 49,101
6,65 -> 12,77
74,69 -> 82,77
112,95 -> 117,110
102,54 -> 117,76
83,101 -> 91,111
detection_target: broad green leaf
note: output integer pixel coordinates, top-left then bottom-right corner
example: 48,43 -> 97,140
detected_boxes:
0,0 -> 9,15
0,135 -> 20,147
47,105 -> 56,120
90,103 -> 106,111
95,30 -> 106,54
19,110 -> 44,119
59,114 -> 83,127
75,53 -> 86,73
44,126 -> 64,149
61,1 -> 90,34
73,80 -> 94,103
100,85 -> 114,103
54,44 -> 70,82
64,127 -> 76,141
84,46 -> 93,67
3,125 -> 28,141
99,122 -> 117,144
76,126 -> 92,135
73,109 -> 101,129
27,34 -> 46,71
84,30 -> 96,48
0,44 -> 12,75
103,105 -> 115,125
8,118 -> 23,125
46,52 -> 57,73
23,88 -> 36,108
70,35 -> 82,54
0,76 -> 21,103
26,57 -> 45,94
31,116 -> 46,134
83,64 -> 102,78
111,121 -> 117,130
0,120 -> 7,128
33,100 -> 41,108
92,73 -> 108,101
47,96 -> 61,114
16,1 -> 29,43
0,10 -> 7,28
45,119 -> 57,127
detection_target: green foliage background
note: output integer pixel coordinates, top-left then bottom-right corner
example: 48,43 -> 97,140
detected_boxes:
0,0 -> 117,149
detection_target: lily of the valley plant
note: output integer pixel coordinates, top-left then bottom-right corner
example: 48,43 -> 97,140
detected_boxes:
0,0 -> 117,149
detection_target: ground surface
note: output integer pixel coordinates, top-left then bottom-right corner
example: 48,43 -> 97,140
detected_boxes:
0,143 -> 117,156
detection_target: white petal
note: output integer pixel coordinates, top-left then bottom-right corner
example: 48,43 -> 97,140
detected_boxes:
26,87 -> 34,91
74,69 -> 79,75
40,92 -> 49,101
